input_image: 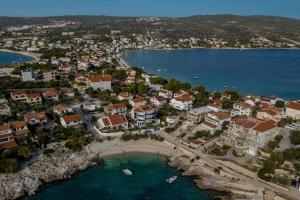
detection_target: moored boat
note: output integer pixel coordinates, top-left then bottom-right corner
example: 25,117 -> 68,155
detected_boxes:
166,176 -> 177,183
123,169 -> 133,175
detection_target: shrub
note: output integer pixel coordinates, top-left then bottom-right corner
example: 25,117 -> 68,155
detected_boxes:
0,158 -> 21,173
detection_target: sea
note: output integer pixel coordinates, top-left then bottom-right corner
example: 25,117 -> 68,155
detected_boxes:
123,48 -> 300,100
0,51 -> 34,65
23,153 -> 213,200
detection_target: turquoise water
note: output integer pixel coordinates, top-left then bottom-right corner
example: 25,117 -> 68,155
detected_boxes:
123,49 -> 300,100
0,51 -> 34,65
23,153 -> 212,200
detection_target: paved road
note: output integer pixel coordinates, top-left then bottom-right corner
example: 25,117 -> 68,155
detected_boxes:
157,130 -> 299,200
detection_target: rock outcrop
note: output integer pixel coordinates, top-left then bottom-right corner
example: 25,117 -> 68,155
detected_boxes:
0,146 -> 97,200
168,155 -> 265,200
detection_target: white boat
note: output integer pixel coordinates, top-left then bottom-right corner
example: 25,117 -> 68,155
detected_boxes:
193,76 -> 198,79
166,176 -> 177,183
157,69 -> 162,72
123,169 -> 133,176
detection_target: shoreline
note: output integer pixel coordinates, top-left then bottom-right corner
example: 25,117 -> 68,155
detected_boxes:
0,48 -> 40,62
120,48 -> 300,101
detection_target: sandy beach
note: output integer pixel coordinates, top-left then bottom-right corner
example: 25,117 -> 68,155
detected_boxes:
88,139 -> 177,158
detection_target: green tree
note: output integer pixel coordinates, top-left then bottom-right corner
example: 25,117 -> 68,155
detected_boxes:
275,100 -> 285,108
290,131 -> 300,145
0,158 -> 21,173
17,146 -> 31,160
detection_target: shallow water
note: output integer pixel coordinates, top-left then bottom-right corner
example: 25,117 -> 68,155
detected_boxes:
23,153 -> 212,200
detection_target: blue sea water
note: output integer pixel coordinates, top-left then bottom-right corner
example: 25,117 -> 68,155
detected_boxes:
0,51 -> 34,65
123,49 -> 300,100
23,153 -> 212,200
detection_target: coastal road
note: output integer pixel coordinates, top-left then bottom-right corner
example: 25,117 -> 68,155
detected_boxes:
157,131 -> 300,200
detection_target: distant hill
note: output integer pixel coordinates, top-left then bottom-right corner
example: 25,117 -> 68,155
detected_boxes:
1,15 -> 300,44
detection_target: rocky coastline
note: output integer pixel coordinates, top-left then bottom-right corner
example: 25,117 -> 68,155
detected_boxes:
0,140 -> 288,200
0,145 -> 98,200
167,155 -> 290,200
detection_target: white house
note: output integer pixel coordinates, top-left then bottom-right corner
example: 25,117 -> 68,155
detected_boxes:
42,90 -> 59,101
87,75 -> 112,90
201,111 -> 231,133
131,104 -> 158,127
169,94 -> 194,111
231,102 -> 252,117
60,114 -> 82,128
104,103 -> 127,115
53,104 -> 73,116
129,97 -> 147,108
150,96 -> 167,107
24,112 -> 47,125
83,101 -> 101,112
187,106 -> 212,124
221,116 -> 279,156
285,102 -> 300,120
159,89 -> 173,99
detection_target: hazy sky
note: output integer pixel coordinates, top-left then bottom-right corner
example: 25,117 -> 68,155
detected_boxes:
0,0 -> 299,19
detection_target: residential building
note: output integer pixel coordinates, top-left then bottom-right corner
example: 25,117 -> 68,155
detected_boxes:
60,114 -> 82,128
0,99 -> 11,116
129,97 -> 147,108
149,84 -> 163,91
53,104 -> 73,116
0,124 -> 16,150
201,111 -> 231,133
187,106 -> 212,124
43,70 -> 56,81
87,75 -> 112,90
42,90 -> 59,101
131,104 -> 158,127
257,108 -> 283,122
231,102 -> 252,117
207,103 -> 222,112
26,93 -> 42,104
170,94 -> 194,111
285,102 -> 300,120
24,112 -> 47,125
82,101 -> 101,112
150,96 -> 167,107
159,89 -> 173,99
117,92 -> 133,101
97,114 -> 128,130
221,116 -> 279,156
10,90 -> 27,101
104,103 -> 127,115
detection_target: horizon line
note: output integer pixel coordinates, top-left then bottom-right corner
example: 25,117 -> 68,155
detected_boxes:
0,14 -> 300,20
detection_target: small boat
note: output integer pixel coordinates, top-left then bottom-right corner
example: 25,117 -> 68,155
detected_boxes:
193,76 -> 198,79
166,176 -> 177,183
157,69 -> 162,72
123,169 -> 133,176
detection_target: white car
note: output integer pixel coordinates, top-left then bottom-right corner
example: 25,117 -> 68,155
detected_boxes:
288,124 -> 300,130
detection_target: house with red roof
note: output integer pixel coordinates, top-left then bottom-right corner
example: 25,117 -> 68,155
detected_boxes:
0,121 -> 30,150
169,94 -> 194,111
131,104 -> 158,127
60,114 -> 82,128
97,114 -> 128,130
87,75 -> 112,90
221,115 -> 279,156
285,102 -> 300,120
24,112 -> 48,125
